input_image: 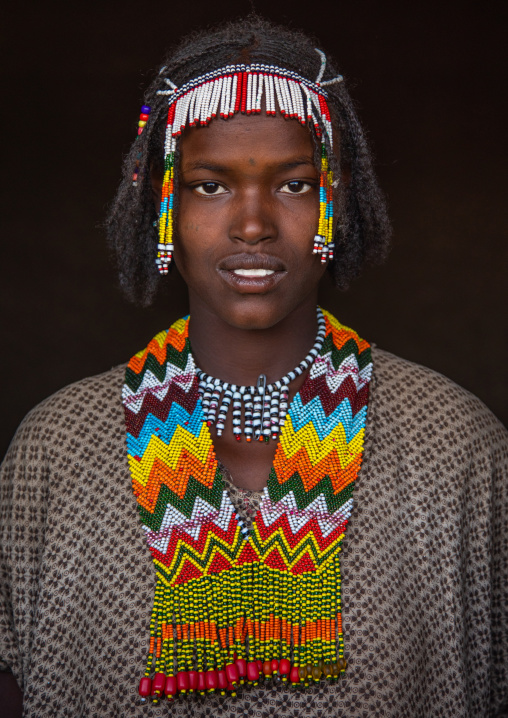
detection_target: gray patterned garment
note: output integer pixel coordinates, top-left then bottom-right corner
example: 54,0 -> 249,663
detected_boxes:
1,348 -> 507,717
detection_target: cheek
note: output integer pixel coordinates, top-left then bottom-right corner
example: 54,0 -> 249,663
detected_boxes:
177,190 -> 228,242
280,198 -> 319,245
174,201 -> 218,279
176,196 -> 213,258
177,193 -> 204,237
180,220 -> 203,235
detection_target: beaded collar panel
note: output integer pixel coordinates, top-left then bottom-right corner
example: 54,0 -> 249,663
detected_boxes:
122,309 -> 372,703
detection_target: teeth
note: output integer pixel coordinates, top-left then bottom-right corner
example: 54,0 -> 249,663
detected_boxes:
232,268 -> 275,277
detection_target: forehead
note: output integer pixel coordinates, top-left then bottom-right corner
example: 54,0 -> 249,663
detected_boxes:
179,112 -> 316,167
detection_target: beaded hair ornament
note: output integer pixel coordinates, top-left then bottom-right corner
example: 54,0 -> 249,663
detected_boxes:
134,50 -> 343,271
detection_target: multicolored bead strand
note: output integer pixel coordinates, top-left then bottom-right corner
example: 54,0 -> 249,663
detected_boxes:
313,143 -> 335,263
155,101 -> 177,275
132,105 -> 151,187
123,309 -> 372,703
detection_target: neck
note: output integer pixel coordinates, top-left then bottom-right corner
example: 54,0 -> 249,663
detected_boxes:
187,296 -> 320,386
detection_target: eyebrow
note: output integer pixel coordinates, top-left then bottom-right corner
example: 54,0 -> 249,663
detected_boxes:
277,156 -> 316,170
182,161 -> 227,172
182,156 -> 316,173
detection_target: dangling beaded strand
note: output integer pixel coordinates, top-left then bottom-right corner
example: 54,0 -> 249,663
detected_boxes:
195,307 -> 326,442
132,105 -> 151,187
313,143 -> 335,263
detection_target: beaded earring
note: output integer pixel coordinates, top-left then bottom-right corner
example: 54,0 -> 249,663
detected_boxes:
314,143 -> 335,263
132,105 -> 151,187
135,51 -> 342,271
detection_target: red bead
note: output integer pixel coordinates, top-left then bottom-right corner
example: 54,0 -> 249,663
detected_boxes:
197,672 -> 206,692
140,113 -> 150,121
247,661 -> 260,682
235,658 -> 247,678
205,670 -> 218,691
138,676 -> 152,696
177,671 -> 189,692
263,660 -> 272,676
279,659 -> 291,676
188,671 -> 198,691
165,675 -> 177,698
152,672 -> 165,696
257,659 -> 263,672
289,667 -> 300,683
217,670 -> 228,690
225,663 -> 239,684
271,659 -> 279,673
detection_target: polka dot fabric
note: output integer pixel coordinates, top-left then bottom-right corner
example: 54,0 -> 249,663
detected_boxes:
1,347 -> 507,717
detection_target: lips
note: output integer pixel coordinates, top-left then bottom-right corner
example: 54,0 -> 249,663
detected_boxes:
218,253 -> 286,292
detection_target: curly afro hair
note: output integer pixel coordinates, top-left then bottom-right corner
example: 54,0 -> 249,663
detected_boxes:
106,15 -> 391,306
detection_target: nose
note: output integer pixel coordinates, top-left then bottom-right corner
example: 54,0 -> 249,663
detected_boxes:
229,190 -> 277,245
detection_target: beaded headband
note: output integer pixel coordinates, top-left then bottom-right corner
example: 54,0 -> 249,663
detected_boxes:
135,50 -> 343,272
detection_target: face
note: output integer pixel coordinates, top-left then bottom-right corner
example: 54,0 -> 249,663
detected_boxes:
153,111 -> 330,330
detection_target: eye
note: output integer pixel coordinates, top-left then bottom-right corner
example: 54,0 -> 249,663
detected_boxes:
194,182 -> 227,196
279,180 -> 313,194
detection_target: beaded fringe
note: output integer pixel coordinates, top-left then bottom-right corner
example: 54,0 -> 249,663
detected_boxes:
141,552 -> 347,702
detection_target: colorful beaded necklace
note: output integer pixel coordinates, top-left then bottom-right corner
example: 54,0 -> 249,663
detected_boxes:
123,309 -> 372,703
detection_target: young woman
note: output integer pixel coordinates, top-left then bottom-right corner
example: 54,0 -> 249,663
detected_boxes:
1,16 -> 507,718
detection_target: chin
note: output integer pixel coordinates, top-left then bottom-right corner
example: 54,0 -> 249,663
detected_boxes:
224,309 -> 279,331
219,296 -> 301,331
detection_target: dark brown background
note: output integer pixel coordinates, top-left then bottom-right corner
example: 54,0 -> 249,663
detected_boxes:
1,0 -> 507,459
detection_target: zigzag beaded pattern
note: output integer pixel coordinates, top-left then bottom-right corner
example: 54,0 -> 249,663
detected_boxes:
122,310 -> 372,698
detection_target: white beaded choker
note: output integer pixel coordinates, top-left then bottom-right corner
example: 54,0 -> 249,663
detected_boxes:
196,308 -> 326,442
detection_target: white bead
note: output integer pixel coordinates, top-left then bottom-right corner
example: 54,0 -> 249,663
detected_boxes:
230,74 -> 238,115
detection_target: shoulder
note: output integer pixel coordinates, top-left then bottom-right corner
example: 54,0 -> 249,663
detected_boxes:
369,346 -> 508,461
3,364 -> 127,462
